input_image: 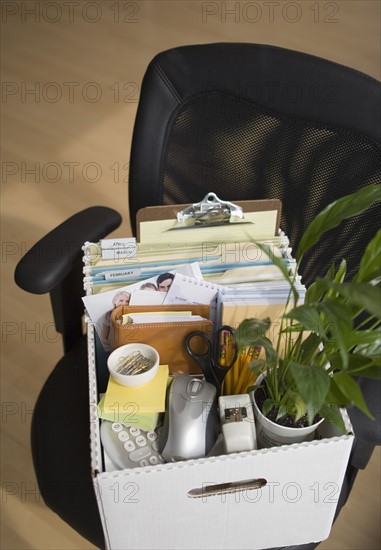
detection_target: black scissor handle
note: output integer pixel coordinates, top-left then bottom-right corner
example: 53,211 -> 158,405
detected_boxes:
184,331 -> 218,388
185,331 -> 211,358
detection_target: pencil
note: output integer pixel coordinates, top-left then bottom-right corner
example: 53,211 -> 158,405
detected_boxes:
233,346 -> 250,394
241,346 -> 262,393
222,330 -> 238,395
237,366 -> 255,394
234,345 -> 261,394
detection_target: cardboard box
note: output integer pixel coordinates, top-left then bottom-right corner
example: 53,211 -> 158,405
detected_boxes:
88,324 -> 354,550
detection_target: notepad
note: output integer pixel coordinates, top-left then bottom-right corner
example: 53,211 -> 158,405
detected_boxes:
129,289 -> 167,305
121,311 -> 192,324
122,314 -> 206,324
103,365 -> 169,414
97,394 -> 161,432
163,274 -> 226,305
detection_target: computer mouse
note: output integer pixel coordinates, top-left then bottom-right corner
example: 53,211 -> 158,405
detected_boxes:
159,374 -> 220,462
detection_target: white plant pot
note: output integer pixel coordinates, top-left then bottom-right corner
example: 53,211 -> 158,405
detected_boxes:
250,388 -> 324,448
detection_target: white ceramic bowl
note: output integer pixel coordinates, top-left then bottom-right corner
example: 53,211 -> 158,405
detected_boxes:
107,343 -> 160,387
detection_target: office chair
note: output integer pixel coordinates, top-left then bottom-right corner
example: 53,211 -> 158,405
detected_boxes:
15,44 -> 381,549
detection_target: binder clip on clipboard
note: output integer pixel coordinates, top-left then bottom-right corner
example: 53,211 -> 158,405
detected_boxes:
175,192 -> 245,229
136,194 -> 281,243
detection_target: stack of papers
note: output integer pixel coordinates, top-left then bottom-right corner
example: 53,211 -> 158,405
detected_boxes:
82,200 -> 306,357
82,239 -> 290,292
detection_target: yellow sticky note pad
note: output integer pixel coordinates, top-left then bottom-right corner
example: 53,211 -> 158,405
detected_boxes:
103,365 -> 169,414
97,394 -> 161,432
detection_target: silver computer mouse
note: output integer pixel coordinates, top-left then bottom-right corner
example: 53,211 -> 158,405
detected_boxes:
159,374 -> 219,462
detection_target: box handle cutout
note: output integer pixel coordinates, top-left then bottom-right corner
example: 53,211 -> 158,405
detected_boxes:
187,477 -> 267,498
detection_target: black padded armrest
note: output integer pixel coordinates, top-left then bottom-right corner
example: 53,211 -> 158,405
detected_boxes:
14,206 -> 122,294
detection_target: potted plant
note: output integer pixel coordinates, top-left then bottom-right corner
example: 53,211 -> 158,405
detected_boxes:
235,184 -> 381,447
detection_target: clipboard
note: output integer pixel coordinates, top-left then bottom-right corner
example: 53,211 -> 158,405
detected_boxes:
136,193 -> 282,243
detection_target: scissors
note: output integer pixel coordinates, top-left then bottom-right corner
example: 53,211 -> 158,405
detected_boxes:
185,325 -> 237,395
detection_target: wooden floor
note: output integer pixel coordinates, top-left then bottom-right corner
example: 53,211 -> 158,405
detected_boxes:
1,1 -> 380,548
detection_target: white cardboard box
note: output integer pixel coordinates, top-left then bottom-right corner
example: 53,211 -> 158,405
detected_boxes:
88,324 -> 354,550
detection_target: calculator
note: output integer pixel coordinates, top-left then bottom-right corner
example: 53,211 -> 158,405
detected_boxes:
100,420 -> 164,470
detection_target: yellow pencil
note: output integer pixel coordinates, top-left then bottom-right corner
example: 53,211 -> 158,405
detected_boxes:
234,345 -> 262,394
240,346 -> 262,393
221,344 -> 231,395
238,366 -> 256,394
224,356 -> 239,395
234,346 -> 252,394
223,330 -> 238,395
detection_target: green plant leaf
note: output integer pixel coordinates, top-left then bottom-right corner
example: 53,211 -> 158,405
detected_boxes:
284,304 -> 325,335
327,377 -> 348,406
351,329 -> 381,379
329,351 -> 369,371
297,184 -> 381,260
290,362 -> 331,409
323,281 -> 381,319
354,342 -> 381,366
285,390 -> 307,421
331,372 -> 374,418
235,319 -> 280,365
299,332 -> 322,364
351,329 -> 381,366
319,403 -> 347,434
351,327 -> 381,349
355,228 -> 381,283
235,318 -> 271,349
305,261 -> 347,306
328,352 -> 381,378
334,259 -> 348,284
325,262 -> 337,282
256,336 -> 278,364
262,398 -> 275,417
319,299 -> 353,368
281,322 -> 305,333
305,280 -> 324,305
254,242 -> 299,305
346,365 -> 381,379
304,403 -> 321,426
248,359 -> 266,375
275,403 -> 288,421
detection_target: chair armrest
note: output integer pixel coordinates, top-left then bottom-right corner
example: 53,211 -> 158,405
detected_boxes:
14,206 -> 122,294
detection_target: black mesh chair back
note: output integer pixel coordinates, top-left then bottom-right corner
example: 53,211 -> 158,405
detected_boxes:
129,43 -> 381,286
